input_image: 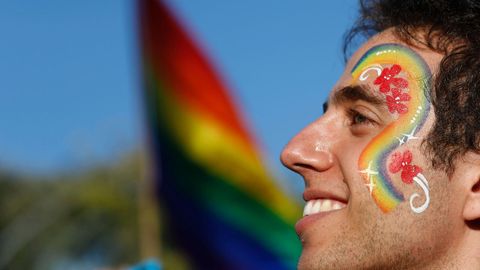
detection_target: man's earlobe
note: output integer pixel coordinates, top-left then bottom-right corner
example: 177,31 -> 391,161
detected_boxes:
463,179 -> 480,221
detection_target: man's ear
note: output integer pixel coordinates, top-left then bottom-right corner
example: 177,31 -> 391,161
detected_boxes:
454,152 -> 480,221
463,178 -> 480,221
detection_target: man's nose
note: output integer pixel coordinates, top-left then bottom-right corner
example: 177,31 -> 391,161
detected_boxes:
280,119 -> 336,175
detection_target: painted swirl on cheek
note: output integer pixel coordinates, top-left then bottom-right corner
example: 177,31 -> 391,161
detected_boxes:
351,44 -> 431,213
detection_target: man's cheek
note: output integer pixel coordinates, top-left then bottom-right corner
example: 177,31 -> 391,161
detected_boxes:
386,147 -> 430,214
352,44 -> 433,214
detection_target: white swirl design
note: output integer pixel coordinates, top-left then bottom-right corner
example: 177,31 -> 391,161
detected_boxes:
409,173 -> 430,213
359,64 -> 383,81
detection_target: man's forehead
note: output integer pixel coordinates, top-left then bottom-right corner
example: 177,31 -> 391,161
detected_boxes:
345,30 -> 443,75
345,30 -> 403,69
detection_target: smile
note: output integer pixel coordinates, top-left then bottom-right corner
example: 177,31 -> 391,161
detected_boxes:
303,199 -> 347,216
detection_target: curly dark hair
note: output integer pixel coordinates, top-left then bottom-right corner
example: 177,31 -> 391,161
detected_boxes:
344,0 -> 480,175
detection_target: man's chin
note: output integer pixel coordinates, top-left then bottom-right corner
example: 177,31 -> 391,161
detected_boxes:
297,249 -> 337,270
297,250 -> 317,270
295,224 -> 372,270
296,239 -> 338,270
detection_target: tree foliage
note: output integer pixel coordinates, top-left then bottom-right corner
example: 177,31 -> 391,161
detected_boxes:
0,152 -> 143,270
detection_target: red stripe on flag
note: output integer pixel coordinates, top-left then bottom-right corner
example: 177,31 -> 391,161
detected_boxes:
139,0 -> 255,147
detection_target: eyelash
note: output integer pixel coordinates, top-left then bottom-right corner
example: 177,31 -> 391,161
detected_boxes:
347,109 -> 375,126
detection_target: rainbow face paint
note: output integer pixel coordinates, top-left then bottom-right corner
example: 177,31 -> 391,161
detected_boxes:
351,44 -> 431,213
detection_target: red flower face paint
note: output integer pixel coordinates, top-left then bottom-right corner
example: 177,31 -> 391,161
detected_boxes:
388,150 -> 423,184
373,64 -> 409,93
354,44 -> 431,214
386,88 -> 411,114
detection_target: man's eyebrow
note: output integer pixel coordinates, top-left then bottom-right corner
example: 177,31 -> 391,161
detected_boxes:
333,85 -> 384,106
323,85 -> 385,113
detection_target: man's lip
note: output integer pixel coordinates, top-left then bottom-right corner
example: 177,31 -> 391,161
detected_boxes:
302,189 -> 348,204
295,210 -> 338,237
296,189 -> 349,237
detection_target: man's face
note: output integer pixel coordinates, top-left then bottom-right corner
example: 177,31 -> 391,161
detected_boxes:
281,31 -> 466,269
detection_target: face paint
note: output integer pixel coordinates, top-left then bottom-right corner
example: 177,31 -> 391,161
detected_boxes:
351,44 -> 431,213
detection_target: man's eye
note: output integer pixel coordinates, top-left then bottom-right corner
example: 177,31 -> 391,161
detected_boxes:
353,113 -> 368,124
347,109 -> 374,126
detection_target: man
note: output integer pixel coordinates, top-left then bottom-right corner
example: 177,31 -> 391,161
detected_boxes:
281,0 -> 480,269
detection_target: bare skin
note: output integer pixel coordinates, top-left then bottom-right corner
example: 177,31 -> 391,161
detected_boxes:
281,30 -> 480,269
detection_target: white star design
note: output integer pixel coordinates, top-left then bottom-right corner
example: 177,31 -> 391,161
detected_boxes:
359,161 -> 379,179
365,176 -> 376,194
395,136 -> 406,146
402,126 -> 418,142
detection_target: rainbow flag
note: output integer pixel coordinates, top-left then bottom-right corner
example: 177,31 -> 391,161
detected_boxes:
138,0 -> 301,269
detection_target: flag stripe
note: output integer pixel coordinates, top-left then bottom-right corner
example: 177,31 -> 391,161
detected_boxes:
144,67 -> 300,224
161,179 -> 294,270
139,0 -> 302,268
140,0 -> 250,144
158,132 -> 300,267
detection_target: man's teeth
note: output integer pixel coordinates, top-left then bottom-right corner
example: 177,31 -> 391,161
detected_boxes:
303,199 -> 346,216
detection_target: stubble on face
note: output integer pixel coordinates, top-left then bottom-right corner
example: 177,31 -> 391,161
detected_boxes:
297,167 -> 458,270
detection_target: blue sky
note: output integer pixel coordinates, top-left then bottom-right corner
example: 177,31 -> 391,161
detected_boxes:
0,0 -> 358,184
0,0 -> 138,172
